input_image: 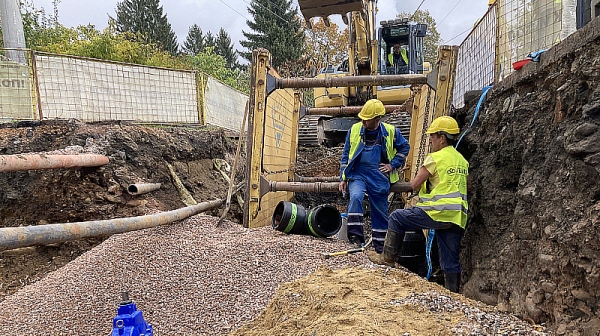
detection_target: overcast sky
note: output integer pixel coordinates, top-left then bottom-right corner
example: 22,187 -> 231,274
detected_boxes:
30,0 -> 490,54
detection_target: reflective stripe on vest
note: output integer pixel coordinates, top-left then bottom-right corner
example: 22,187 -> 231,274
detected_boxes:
343,122 -> 399,183
416,146 -> 469,228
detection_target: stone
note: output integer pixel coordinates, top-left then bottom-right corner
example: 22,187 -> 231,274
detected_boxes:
541,282 -> 557,293
572,289 -> 591,301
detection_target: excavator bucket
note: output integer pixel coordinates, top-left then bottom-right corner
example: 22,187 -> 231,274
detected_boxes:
298,0 -> 364,26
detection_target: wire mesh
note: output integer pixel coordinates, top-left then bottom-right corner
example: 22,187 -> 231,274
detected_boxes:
0,49 -> 37,120
453,4 -> 498,109
34,52 -> 199,123
497,0 -> 567,80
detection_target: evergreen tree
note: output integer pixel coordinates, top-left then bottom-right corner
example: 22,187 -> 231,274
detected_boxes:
241,0 -> 304,68
183,24 -> 217,56
113,0 -> 178,55
215,28 -> 239,70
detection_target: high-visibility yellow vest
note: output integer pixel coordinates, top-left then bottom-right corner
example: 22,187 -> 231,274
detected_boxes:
416,146 -> 469,228
342,122 -> 399,183
388,49 -> 408,66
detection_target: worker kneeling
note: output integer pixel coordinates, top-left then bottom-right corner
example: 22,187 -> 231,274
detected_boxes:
369,116 -> 471,293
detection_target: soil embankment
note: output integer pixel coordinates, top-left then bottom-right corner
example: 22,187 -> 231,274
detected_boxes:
457,18 -> 600,335
0,120 -> 240,301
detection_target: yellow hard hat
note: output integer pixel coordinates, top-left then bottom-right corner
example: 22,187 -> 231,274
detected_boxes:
426,116 -> 460,134
488,0 -> 496,5
358,99 -> 385,120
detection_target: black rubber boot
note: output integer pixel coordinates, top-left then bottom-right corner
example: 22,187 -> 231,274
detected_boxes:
444,273 -> 461,293
379,229 -> 404,267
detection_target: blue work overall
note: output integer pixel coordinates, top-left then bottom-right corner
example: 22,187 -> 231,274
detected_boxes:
347,134 -> 390,253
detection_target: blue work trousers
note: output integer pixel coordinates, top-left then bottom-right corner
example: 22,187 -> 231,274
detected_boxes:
388,207 -> 464,273
346,144 -> 390,253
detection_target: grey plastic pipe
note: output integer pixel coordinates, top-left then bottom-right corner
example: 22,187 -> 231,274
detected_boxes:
127,183 -> 161,195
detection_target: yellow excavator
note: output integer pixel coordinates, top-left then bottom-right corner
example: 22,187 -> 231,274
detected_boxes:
298,0 -> 430,146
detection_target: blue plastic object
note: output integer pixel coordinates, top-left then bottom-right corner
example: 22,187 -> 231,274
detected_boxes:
110,292 -> 153,336
455,85 -> 493,148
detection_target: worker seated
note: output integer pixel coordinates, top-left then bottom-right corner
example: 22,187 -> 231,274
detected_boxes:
387,43 -> 409,74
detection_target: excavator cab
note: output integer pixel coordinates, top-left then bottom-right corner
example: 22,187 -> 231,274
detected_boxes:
378,20 -> 428,76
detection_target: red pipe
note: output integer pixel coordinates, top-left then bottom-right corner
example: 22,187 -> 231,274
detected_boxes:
0,154 -> 109,172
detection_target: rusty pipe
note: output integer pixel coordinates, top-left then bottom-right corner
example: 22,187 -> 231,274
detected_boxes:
260,175 -> 411,197
294,174 -> 340,182
276,74 -> 427,89
306,105 -> 407,116
0,154 -> 109,173
0,199 -> 223,251
127,183 -> 161,195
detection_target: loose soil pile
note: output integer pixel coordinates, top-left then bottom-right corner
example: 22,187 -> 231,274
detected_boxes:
456,26 -> 600,335
0,120 -> 241,301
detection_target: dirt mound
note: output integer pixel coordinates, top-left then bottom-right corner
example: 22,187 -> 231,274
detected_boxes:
229,266 -> 548,335
456,29 -> 600,334
0,120 -> 241,301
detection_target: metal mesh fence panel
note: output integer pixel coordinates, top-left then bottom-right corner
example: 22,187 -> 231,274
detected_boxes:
497,0 -> 576,80
0,50 -> 37,120
453,4 -> 497,109
35,53 -> 199,123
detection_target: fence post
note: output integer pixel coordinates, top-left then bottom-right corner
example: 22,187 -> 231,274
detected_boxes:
195,71 -> 202,124
289,92 -> 301,192
29,49 -> 43,120
243,49 -> 270,228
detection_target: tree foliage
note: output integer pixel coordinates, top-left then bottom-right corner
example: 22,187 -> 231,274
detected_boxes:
214,28 -> 239,70
302,18 -> 349,69
183,24 -> 213,55
241,0 -> 304,68
397,10 -> 441,64
113,0 -> 178,55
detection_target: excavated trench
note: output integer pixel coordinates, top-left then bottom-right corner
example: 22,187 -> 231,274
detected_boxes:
0,120 -> 242,301
456,23 -> 600,335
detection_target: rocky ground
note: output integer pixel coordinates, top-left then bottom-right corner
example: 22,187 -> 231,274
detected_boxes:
455,23 -> 600,335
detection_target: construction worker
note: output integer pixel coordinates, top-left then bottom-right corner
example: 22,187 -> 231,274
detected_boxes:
339,99 -> 410,254
369,116 -> 471,293
388,43 -> 409,73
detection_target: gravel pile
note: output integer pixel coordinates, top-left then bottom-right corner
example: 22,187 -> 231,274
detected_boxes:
391,291 -> 549,335
0,214 -> 369,335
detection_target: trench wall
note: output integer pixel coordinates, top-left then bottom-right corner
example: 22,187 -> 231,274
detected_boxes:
457,15 -> 600,335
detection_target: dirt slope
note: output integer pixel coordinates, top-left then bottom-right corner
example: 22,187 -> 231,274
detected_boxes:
456,24 -> 600,335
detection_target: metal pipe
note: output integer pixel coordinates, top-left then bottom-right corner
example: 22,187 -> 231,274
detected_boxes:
0,199 -> 223,251
294,175 -> 340,182
0,154 -> 109,173
127,183 -> 161,195
306,105 -> 407,116
276,74 -> 427,89
260,175 -> 411,197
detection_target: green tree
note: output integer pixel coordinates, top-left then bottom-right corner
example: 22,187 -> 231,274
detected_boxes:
112,0 -> 178,55
397,10 -> 441,64
241,0 -> 304,68
183,24 -> 211,55
214,28 -> 239,70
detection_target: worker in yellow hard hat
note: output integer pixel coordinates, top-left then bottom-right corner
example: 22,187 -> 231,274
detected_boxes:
369,116 -> 471,293
339,99 -> 410,254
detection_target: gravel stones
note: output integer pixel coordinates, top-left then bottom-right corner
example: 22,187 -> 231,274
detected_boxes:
0,214 -> 369,335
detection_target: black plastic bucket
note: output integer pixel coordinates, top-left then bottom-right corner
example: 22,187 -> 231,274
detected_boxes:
398,230 -> 428,277
272,201 -> 341,238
